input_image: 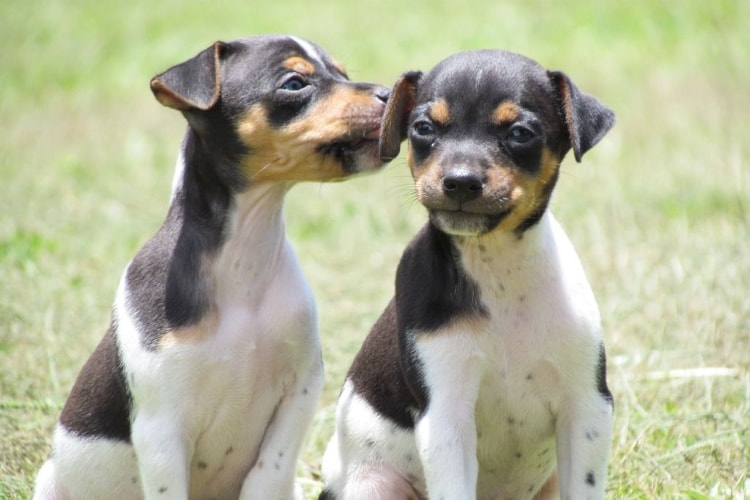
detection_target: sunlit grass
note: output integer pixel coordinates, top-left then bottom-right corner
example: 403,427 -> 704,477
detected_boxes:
1,0 -> 748,498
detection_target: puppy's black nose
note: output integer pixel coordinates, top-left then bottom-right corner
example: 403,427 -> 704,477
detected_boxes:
373,85 -> 390,104
442,170 -> 483,203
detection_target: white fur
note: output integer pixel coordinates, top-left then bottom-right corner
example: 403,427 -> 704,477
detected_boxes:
322,381 -> 426,499
35,183 -> 324,500
169,147 -> 186,203
324,212 -> 613,500
290,36 -> 325,68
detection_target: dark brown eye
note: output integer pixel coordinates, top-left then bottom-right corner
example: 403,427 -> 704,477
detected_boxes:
413,121 -> 435,137
508,126 -> 535,144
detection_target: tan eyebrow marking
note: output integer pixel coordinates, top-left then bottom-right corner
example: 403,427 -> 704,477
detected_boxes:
429,98 -> 452,126
492,101 -> 521,124
282,56 -> 315,76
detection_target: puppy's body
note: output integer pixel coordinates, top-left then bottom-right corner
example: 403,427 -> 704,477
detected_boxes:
321,50 -> 615,500
35,35 -> 388,500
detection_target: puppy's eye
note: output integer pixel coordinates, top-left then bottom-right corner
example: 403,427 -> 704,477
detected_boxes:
508,126 -> 535,144
280,76 -> 309,92
413,121 -> 435,137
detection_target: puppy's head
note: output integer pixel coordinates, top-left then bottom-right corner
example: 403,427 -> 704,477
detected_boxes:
150,35 -> 389,186
381,50 -> 614,237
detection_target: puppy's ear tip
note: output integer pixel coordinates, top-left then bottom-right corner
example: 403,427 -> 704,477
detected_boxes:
150,43 -> 223,112
403,70 -> 424,83
150,77 -> 191,111
378,141 -> 401,162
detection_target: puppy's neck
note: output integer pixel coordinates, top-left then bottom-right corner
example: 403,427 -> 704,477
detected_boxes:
451,211 -> 551,254
169,131 -> 294,305
450,211 -> 555,283
214,182 -> 292,297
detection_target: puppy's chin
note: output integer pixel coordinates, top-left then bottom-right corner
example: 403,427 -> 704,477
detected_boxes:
429,210 -> 504,236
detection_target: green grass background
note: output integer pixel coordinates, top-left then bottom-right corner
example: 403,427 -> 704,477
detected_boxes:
1,0 -> 748,498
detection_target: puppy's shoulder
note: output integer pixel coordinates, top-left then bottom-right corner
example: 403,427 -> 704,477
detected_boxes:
395,224 -> 487,334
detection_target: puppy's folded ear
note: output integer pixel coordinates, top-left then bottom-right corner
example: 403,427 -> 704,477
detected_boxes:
150,41 -> 229,111
379,71 -> 422,162
548,71 -> 615,162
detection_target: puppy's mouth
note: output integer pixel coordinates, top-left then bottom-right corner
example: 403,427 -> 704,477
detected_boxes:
429,207 -> 512,236
321,128 -> 379,153
318,126 -> 383,172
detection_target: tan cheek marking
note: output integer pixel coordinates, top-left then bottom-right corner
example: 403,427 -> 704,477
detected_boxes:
536,148 -> 560,190
412,156 -> 444,205
236,88 -> 377,183
492,101 -> 520,125
282,56 -> 315,75
429,98 -> 452,126
236,105 -> 289,181
495,148 -> 559,232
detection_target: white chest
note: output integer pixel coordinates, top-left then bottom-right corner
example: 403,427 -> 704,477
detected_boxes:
458,214 -> 602,495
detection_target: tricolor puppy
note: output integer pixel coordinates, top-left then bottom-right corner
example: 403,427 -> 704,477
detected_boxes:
34,35 -> 389,500
320,50 -> 615,500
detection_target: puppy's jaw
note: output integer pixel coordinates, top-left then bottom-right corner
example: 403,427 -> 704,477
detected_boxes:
236,84 -> 386,184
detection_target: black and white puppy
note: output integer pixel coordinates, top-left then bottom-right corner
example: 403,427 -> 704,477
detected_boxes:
34,35 -> 389,500
320,50 -> 615,500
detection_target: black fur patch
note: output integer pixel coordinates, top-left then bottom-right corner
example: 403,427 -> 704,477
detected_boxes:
348,300 -> 425,429
348,224 -> 486,428
126,131 -> 238,350
317,488 -> 336,500
596,342 -> 614,407
59,326 -> 132,442
395,224 -> 486,333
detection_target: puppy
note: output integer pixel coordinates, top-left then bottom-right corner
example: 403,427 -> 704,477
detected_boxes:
34,35 -> 389,500
320,50 -> 615,500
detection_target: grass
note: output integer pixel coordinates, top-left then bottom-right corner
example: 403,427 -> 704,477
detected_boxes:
1,0 -> 748,498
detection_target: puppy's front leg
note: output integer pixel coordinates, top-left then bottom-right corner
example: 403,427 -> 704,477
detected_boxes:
239,354 -> 325,500
555,394 -> 613,500
132,412 -> 192,499
414,335 -> 482,500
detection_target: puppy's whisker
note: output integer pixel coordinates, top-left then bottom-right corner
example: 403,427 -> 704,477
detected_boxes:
249,157 -> 280,180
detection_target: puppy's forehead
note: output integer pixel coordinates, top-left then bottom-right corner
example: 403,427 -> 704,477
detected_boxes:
288,36 -> 327,67
418,50 -> 551,113
225,35 -> 344,80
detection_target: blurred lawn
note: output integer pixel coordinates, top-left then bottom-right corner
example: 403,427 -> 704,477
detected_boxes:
1,0 -> 748,498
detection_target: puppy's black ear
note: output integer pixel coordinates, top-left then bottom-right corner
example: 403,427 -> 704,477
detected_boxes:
150,41 -> 228,111
548,71 -> 615,162
379,71 -> 422,162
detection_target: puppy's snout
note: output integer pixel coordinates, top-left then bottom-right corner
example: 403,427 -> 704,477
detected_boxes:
442,169 -> 483,203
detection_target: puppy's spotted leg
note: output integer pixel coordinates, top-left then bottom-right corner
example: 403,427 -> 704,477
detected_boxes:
240,354 -> 324,500
556,394 -> 613,500
131,413 -> 191,499
414,334 -> 482,500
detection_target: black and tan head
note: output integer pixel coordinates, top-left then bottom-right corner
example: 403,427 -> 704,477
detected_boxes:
380,50 -> 614,237
150,35 -> 390,187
